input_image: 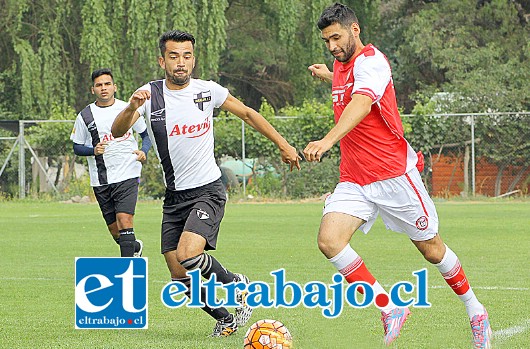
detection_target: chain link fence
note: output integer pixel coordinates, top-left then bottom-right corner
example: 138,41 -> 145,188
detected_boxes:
0,112 -> 528,200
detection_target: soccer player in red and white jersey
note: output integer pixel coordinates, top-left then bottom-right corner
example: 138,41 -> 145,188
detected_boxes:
112,30 -> 301,338
304,3 -> 491,348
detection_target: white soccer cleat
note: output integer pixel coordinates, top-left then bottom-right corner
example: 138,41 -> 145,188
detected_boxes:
234,273 -> 253,326
212,314 -> 238,337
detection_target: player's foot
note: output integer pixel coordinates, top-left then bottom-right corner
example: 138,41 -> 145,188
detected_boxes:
133,239 -> 143,257
381,307 -> 411,345
212,314 -> 237,337
470,307 -> 492,349
234,273 -> 253,326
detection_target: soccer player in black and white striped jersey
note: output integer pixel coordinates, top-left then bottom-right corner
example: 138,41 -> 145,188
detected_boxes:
112,31 -> 301,337
71,68 -> 152,257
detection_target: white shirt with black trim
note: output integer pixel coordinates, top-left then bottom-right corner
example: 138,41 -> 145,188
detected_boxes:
70,99 -> 147,186
136,79 -> 229,191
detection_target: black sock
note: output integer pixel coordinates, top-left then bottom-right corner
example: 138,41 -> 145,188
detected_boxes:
114,237 -> 120,245
172,277 -> 230,320
119,228 -> 136,257
181,253 -> 235,284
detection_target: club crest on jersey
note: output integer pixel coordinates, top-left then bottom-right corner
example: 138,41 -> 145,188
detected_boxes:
416,216 -> 429,230
196,209 -> 210,220
193,91 -> 211,111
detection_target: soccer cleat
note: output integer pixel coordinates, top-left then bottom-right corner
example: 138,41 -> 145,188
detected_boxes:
133,239 -> 143,257
212,314 -> 238,337
381,307 -> 411,345
234,273 -> 253,326
470,307 -> 492,349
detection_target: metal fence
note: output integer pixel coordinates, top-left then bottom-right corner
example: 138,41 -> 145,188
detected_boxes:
0,112 -> 528,199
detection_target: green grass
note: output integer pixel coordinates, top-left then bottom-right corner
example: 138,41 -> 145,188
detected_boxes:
0,201 -> 528,349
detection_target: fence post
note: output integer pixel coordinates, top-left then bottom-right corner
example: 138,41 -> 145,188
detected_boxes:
241,120 -> 246,196
18,120 -> 25,198
470,115 -> 476,196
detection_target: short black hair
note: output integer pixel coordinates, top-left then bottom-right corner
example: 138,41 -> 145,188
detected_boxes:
317,3 -> 359,30
159,30 -> 196,56
91,68 -> 113,83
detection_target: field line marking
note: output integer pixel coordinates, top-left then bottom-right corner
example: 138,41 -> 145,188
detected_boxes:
494,319 -> 530,343
382,284 -> 529,291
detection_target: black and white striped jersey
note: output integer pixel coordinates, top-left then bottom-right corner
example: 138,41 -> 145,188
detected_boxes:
71,99 -> 147,186
136,79 -> 228,191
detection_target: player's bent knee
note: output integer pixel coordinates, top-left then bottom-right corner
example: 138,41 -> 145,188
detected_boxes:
317,234 -> 340,257
175,248 -> 201,264
420,247 -> 444,264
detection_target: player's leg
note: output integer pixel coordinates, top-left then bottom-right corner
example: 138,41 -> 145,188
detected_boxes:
113,178 -> 142,257
164,249 -> 236,336
106,221 -> 120,244
412,236 -> 491,348
93,185 -> 122,253
378,168 -> 490,348
180,179 -> 252,328
162,181 -> 238,336
320,183 -> 410,346
320,183 -> 395,312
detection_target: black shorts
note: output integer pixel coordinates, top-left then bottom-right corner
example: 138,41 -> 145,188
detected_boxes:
161,178 -> 226,254
93,177 -> 139,226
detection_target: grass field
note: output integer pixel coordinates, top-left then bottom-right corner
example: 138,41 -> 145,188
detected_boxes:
0,200 -> 528,349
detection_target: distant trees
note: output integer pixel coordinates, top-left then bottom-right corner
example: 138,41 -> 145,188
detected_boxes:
0,0 -> 528,198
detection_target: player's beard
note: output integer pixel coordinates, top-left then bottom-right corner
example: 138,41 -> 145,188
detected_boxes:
166,69 -> 190,86
332,31 -> 356,63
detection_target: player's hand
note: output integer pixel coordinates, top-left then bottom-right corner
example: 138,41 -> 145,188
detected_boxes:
133,150 -> 146,163
279,144 -> 302,171
303,139 -> 333,162
94,141 -> 108,155
128,90 -> 151,110
308,64 -> 333,82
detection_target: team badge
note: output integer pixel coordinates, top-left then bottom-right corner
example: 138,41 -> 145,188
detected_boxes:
193,91 -> 212,111
197,209 -> 210,220
416,216 -> 429,230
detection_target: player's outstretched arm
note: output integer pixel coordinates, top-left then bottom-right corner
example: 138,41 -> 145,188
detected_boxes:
303,94 -> 372,162
308,64 -> 333,83
221,94 -> 301,171
112,90 -> 150,137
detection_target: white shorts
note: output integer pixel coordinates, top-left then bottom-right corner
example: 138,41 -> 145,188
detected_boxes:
323,168 -> 438,241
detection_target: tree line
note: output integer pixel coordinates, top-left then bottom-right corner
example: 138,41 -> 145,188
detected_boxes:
1,0 -> 527,117
0,0 -> 528,198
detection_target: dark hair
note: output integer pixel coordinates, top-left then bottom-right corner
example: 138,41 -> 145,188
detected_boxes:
91,68 -> 113,83
317,3 -> 359,30
159,30 -> 196,56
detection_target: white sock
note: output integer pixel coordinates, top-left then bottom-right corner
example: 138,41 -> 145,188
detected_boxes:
435,244 -> 484,319
329,245 -> 395,313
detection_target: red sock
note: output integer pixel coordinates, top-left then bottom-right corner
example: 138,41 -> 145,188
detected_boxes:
441,259 -> 470,295
329,246 -> 376,293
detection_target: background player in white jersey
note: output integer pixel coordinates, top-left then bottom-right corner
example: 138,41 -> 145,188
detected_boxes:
71,68 -> 152,257
112,30 -> 301,337
304,3 -> 491,348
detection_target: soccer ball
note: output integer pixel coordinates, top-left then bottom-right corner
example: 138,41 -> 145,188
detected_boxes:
243,319 -> 293,349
